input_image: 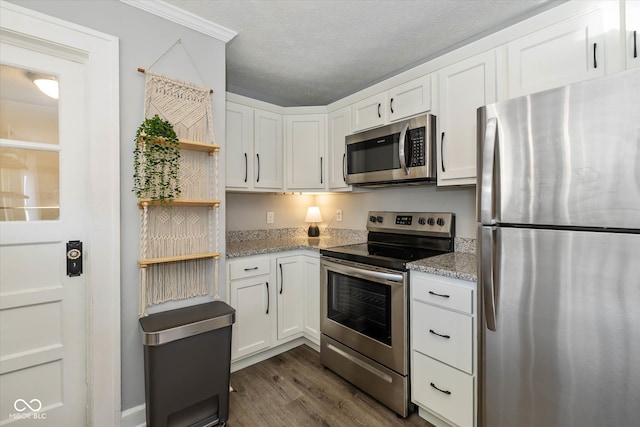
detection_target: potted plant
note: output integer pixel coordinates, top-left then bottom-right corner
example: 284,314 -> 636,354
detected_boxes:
133,114 -> 181,201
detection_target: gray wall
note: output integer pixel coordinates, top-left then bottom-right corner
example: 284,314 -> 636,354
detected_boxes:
227,186 -> 477,238
9,0 -> 227,413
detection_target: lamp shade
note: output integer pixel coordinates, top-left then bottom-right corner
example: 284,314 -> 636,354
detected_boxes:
304,206 -> 323,223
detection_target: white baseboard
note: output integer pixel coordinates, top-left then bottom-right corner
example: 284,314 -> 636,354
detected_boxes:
121,403 -> 146,427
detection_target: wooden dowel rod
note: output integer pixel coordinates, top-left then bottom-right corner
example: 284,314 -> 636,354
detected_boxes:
136,67 -> 213,93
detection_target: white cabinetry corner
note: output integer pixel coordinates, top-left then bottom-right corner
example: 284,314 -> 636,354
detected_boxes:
507,8 -> 605,97
437,50 -> 497,187
275,255 -> 305,339
285,115 -> 327,190
627,0 -> 640,69
410,271 -> 477,427
328,107 -> 351,190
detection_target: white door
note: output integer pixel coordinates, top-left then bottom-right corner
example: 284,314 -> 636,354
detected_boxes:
0,42 -> 88,425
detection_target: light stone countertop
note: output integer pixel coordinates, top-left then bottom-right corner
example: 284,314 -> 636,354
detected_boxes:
226,228 -> 476,282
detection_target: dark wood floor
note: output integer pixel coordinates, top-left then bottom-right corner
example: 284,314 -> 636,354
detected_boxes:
227,344 -> 433,427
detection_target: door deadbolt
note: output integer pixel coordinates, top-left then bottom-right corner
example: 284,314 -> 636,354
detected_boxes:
66,240 -> 83,277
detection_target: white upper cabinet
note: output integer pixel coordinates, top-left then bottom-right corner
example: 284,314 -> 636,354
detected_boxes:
507,8 -> 605,98
226,102 -> 254,189
437,50 -> 497,186
327,107 -> 351,190
254,109 -> 284,190
285,114 -> 327,190
351,75 -> 432,132
226,102 -> 283,191
627,0 -> 640,69
388,75 -> 432,122
351,92 -> 387,132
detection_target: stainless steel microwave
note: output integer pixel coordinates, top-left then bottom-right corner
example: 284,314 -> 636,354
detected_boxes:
345,114 -> 436,186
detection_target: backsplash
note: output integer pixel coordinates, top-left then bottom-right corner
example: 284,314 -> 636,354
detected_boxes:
454,237 -> 476,254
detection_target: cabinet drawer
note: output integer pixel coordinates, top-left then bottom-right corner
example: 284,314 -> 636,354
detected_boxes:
229,257 -> 270,280
412,352 -> 474,427
412,274 -> 473,314
412,300 -> 472,374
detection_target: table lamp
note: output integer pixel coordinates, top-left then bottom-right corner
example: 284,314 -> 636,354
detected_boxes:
305,206 -> 323,237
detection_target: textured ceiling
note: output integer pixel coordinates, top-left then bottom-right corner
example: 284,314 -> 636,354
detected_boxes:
164,0 -> 566,107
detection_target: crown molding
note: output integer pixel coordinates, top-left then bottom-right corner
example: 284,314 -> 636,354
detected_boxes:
120,0 -> 237,43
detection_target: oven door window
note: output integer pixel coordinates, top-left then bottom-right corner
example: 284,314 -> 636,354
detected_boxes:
327,270 -> 391,346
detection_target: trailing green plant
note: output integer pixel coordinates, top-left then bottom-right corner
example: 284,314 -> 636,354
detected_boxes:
133,114 -> 181,201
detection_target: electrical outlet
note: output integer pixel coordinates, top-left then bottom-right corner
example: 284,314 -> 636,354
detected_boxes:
266,211 -> 274,224
336,209 -> 343,222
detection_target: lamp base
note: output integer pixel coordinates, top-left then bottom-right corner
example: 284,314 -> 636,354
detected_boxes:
307,224 -> 320,237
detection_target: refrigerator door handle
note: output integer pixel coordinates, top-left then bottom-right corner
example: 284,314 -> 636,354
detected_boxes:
481,225 -> 498,331
480,117 -> 498,224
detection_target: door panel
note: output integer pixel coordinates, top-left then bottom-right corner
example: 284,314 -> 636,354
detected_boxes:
0,44 -> 87,425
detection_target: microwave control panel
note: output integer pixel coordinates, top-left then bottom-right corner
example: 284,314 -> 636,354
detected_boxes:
408,127 -> 425,167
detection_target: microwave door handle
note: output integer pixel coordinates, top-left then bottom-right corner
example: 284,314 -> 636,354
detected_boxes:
398,123 -> 409,175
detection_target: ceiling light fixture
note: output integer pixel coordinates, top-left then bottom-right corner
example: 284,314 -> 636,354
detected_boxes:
28,72 -> 59,100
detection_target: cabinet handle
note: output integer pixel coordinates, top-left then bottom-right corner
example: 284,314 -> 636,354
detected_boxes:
593,42 -> 598,69
265,281 -> 270,314
320,156 -> 323,184
244,153 -> 248,183
429,329 -> 451,339
440,132 -> 446,173
428,290 -> 450,298
377,103 -> 381,118
390,98 -> 394,114
279,263 -> 283,294
634,30 -> 638,59
430,382 -> 452,395
243,266 -> 258,271
342,153 -> 347,182
256,153 -> 260,183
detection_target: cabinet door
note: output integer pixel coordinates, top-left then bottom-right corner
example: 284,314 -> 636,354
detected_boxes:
328,108 -> 351,190
507,9 -> 605,97
627,1 -> 640,69
302,255 -> 320,343
230,276 -> 272,360
226,102 -> 253,189
438,50 -> 496,186
351,92 -> 387,132
388,75 -> 431,122
285,114 -> 326,190
276,256 -> 305,340
254,109 -> 283,189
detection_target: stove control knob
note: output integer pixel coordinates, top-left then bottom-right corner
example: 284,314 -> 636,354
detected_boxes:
376,216 -> 384,223
418,217 -> 426,225
437,217 -> 445,226
427,217 -> 435,226
369,215 -> 377,223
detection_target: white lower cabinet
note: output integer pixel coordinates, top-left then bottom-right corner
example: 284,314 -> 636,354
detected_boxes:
228,251 -> 320,362
410,271 -> 476,427
228,255 -> 273,360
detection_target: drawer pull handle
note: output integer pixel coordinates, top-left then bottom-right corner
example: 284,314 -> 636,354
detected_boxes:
430,382 -> 452,395
429,329 -> 451,339
244,267 -> 259,271
428,290 -> 450,298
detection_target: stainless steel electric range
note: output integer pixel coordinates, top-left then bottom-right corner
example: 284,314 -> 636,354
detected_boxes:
319,211 -> 455,417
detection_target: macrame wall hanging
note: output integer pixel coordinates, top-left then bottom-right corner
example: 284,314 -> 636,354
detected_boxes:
137,40 -> 221,317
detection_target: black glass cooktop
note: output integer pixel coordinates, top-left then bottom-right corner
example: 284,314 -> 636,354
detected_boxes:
320,242 -> 448,271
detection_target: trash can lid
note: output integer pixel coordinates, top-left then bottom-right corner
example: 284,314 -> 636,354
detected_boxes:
139,301 -> 235,346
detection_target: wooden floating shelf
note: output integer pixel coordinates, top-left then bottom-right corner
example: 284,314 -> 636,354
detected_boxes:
137,133 -> 219,153
138,198 -> 221,208
139,252 -> 221,267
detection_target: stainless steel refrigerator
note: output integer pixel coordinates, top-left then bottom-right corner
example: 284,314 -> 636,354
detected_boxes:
477,68 -> 640,427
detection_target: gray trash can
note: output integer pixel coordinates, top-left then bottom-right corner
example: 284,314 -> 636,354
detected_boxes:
139,301 -> 235,427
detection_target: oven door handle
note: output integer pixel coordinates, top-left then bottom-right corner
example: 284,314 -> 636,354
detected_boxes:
325,260 -> 404,284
